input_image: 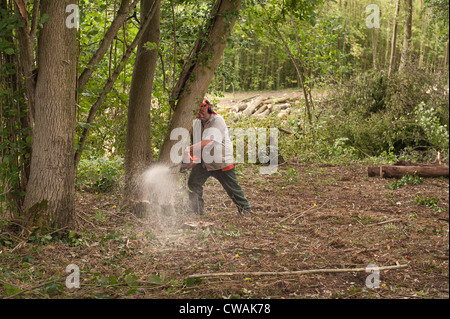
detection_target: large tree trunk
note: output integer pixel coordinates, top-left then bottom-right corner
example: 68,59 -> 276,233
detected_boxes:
124,0 -> 161,201
158,0 -> 242,164
23,0 -> 77,228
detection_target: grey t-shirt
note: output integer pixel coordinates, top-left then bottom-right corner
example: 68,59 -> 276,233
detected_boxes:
192,114 -> 234,171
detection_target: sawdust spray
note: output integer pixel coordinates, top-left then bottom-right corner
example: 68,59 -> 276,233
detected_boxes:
139,164 -> 189,237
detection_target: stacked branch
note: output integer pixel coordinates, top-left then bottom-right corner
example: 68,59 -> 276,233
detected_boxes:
231,93 -> 300,119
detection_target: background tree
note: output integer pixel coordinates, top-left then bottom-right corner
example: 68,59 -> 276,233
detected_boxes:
398,0 -> 413,72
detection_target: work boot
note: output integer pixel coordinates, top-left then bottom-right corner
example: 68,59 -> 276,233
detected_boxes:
239,209 -> 254,218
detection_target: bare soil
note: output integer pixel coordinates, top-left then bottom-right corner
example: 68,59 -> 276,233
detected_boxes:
2,162 -> 447,299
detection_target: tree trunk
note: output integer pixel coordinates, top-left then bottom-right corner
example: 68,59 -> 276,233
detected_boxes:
158,0 -> 242,164
419,7 -> 429,68
398,0 -> 412,72
442,38 -> 449,73
274,25 -> 312,124
23,0 -> 77,228
388,0 -> 400,76
124,0 -> 161,201
14,0 -> 38,125
368,165 -> 449,178
372,28 -> 379,70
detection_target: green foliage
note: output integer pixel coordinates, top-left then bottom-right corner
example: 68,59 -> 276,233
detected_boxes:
325,65 -> 449,159
415,195 -> 446,214
385,172 -> 424,190
0,8 -> 30,214
415,195 -> 440,207
425,0 -> 449,23
413,102 -> 449,151
76,157 -> 124,193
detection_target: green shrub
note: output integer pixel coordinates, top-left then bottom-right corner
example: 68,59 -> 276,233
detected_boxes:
325,66 -> 449,159
385,172 -> 424,190
76,157 -> 124,192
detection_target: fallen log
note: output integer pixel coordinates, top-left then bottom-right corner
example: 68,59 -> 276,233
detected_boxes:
277,108 -> 291,119
368,165 -> 449,178
253,103 -> 269,116
234,102 -> 249,112
236,94 -> 260,104
273,102 -> 291,110
262,95 -> 296,105
256,104 -> 273,117
243,95 -> 267,116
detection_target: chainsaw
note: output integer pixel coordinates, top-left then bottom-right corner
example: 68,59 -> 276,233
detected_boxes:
171,149 -> 201,172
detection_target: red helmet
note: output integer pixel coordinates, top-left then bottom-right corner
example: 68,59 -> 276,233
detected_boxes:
197,99 -> 216,118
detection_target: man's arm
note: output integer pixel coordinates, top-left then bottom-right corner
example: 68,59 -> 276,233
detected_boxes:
189,139 -> 214,153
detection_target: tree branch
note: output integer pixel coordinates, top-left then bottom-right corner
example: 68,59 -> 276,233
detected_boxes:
187,264 -> 409,279
74,0 -> 158,167
14,0 -> 36,124
77,0 -> 140,92
30,0 -> 40,49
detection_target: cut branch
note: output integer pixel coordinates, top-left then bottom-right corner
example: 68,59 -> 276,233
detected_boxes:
188,264 -> 408,279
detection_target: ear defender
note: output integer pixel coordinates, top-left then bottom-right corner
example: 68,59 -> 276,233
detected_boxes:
202,99 -> 213,114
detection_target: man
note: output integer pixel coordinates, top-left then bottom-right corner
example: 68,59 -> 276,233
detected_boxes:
186,99 -> 252,217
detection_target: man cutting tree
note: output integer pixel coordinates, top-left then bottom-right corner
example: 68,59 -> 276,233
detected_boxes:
185,99 -> 252,217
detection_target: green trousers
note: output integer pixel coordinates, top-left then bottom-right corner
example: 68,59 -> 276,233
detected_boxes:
188,164 -> 251,215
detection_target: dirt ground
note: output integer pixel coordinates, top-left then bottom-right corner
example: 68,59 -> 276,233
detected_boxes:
2,161 -> 447,300
132,163 -> 448,299
1,91 -> 448,300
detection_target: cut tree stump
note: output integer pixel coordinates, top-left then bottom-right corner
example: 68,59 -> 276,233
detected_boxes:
368,165 -> 449,178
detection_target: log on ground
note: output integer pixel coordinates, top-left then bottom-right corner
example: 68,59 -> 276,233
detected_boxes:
243,96 -> 267,116
368,165 -> 449,178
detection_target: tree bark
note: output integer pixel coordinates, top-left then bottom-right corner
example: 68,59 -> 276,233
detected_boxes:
388,0 -> 400,76
243,95 -> 266,116
23,0 -> 78,228
14,0 -> 39,125
158,0 -> 242,164
124,0 -> 161,201
398,0 -> 413,72
368,165 -> 449,178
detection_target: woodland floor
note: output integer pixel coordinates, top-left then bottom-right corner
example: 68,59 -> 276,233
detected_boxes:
1,162 -> 448,300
